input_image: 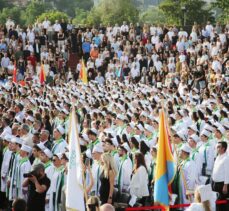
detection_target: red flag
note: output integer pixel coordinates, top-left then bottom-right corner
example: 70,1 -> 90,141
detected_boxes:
40,65 -> 46,84
13,63 -> 17,83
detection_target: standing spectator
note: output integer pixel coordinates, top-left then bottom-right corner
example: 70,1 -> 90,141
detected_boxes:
212,141 -> 229,211
23,164 -> 50,211
99,153 -> 117,205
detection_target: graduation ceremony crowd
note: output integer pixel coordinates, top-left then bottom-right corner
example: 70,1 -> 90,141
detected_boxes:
0,17 -> 229,211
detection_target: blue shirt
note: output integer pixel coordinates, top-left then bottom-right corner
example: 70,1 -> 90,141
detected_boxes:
92,36 -> 101,46
82,42 -> 91,53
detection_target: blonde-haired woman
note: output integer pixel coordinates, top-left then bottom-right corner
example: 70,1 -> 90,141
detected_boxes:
186,185 -> 212,211
99,153 -> 117,205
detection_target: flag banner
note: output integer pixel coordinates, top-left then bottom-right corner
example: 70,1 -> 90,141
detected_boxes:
66,107 -> 85,211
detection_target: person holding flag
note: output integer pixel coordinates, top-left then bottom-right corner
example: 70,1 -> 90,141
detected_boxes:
154,109 -> 176,210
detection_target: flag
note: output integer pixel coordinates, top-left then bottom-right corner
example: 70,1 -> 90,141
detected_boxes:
66,107 -> 85,211
154,109 -> 175,209
40,65 -> 46,84
13,63 -> 17,83
79,59 -> 88,84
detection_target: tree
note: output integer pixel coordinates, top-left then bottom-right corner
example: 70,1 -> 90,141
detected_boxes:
37,11 -> 69,24
86,0 -> 139,26
159,0 -> 213,26
0,7 -> 22,25
21,0 -> 48,25
72,8 -> 88,26
0,0 -> 11,11
139,6 -> 167,24
212,0 -> 229,23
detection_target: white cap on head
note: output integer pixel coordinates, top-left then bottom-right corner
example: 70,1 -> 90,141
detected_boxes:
21,145 -> 32,153
181,144 -> 192,154
189,134 -> 199,143
200,130 -> 211,138
43,148 -> 53,159
56,125 -> 65,135
144,124 -> 153,132
26,116 -> 34,122
37,143 -> 46,151
188,124 -> 198,132
92,144 -> 104,153
54,153 -> 62,160
121,142 -> 130,153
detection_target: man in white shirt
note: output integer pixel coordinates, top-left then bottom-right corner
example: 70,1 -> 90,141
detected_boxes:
212,141 -> 229,211
42,17 -> 50,34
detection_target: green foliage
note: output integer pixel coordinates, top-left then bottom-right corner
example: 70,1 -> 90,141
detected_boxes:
0,7 -> 22,25
72,8 -> 88,26
212,0 -> 229,23
54,0 -> 94,17
0,0 -> 12,11
37,11 -> 69,24
159,0 -> 214,26
21,1 -> 47,25
86,0 -> 139,26
139,7 -> 167,24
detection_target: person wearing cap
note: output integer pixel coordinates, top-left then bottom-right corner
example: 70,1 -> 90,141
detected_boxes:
115,114 -> 127,138
151,119 -> 159,145
40,148 -> 54,211
15,145 -> 32,199
143,124 -> 155,149
51,126 -> 67,155
212,141 -> 229,211
0,117 -> 12,137
117,144 -> 132,193
89,144 -> 103,197
14,103 -> 24,124
198,130 -> 215,183
173,132 -> 185,164
188,135 -> 203,185
176,144 -> 196,204
0,134 -> 12,209
49,153 -> 64,211
7,137 -> 23,202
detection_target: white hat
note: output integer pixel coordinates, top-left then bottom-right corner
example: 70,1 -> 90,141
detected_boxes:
54,153 -> 62,159
189,134 -> 199,143
144,124 -> 153,132
90,128 -> 98,136
14,137 -> 23,145
3,134 -> 12,142
43,148 -> 53,158
188,124 -> 198,132
117,114 -> 126,121
21,145 -> 32,153
217,126 -> 225,134
133,135 -> 141,143
200,130 -> 211,138
121,142 -> 130,153
37,143 -> 46,151
26,116 -> 34,122
181,144 -> 192,154
176,131 -> 186,141
92,144 -> 104,153
136,124 -> 144,131
81,133 -> 89,142
56,125 -> 65,135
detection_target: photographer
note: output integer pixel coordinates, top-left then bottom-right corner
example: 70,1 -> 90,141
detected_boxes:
23,163 -> 50,211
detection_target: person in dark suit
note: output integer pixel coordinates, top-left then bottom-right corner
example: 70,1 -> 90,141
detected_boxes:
40,130 -> 52,150
33,39 -> 41,62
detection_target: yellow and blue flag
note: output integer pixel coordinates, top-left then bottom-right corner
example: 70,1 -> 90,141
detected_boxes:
154,110 -> 175,209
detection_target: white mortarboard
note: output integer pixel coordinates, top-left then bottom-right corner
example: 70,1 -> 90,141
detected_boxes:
15,137 -> 23,145
133,135 -> 141,143
26,116 -> 34,122
90,128 -> 98,136
190,134 -> 199,143
188,124 -> 198,132
144,124 -> 153,132
54,153 -> 62,159
200,130 -> 211,138
43,148 -> 53,158
92,144 -> 104,153
117,114 -> 126,121
21,144 -> 32,153
81,133 -> 89,142
37,143 -> 46,151
122,142 -> 130,153
136,124 -> 144,131
217,126 -> 225,134
56,125 -> 65,135
3,134 -> 12,142
180,144 -> 192,154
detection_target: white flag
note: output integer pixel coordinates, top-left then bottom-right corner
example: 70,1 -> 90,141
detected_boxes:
66,108 -> 85,211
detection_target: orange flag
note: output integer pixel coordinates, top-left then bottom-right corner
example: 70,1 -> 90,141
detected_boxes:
40,65 -> 46,84
79,59 -> 88,84
13,63 -> 17,83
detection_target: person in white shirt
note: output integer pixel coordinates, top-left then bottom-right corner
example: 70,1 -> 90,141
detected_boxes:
130,152 -> 149,206
212,141 -> 229,211
42,17 -> 50,34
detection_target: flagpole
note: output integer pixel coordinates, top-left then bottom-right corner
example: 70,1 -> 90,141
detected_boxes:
162,102 -> 192,203
70,105 -> 88,206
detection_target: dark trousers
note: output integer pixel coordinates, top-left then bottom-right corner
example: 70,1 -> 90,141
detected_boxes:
212,181 -> 229,211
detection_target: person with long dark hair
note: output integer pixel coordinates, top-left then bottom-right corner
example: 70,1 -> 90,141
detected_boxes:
129,152 -> 149,206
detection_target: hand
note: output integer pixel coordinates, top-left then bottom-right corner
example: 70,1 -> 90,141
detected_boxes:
28,175 -> 38,184
223,184 -> 228,194
107,198 -> 112,204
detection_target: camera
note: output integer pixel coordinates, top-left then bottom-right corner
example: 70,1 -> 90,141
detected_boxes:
23,171 -> 37,178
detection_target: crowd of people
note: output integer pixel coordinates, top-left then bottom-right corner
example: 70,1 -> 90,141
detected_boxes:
0,16 -> 228,211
